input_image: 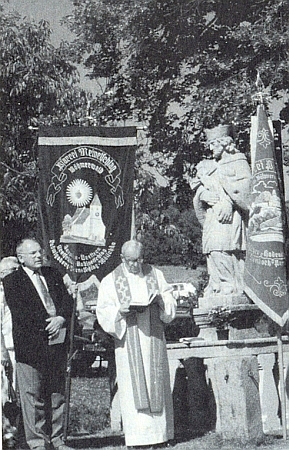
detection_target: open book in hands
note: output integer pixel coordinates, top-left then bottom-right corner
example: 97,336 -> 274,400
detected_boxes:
129,291 -> 160,307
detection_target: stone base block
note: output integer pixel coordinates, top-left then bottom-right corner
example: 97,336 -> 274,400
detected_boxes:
198,293 -> 251,310
205,356 -> 264,442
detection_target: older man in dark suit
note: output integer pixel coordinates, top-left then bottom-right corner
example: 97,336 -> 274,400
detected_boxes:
3,238 -> 74,450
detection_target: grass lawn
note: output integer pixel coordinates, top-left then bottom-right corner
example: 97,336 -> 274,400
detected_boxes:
69,372 -> 111,436
67,373 -> 288,450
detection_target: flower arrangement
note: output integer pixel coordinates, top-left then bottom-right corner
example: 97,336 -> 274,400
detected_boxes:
207,306 -> 235,330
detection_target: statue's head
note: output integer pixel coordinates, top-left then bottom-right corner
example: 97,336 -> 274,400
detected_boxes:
204,124 -> 237,159
205,124 -> 232,143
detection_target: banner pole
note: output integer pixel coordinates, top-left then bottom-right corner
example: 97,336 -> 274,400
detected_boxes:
277,329 -> 287,440
63,282 -> 78,442
131,202 -> 136,240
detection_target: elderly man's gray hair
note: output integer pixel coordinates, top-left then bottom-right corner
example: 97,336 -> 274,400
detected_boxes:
121,240 -> 143,257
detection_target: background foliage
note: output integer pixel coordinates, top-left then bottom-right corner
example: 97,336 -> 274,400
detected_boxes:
0,7 -> 84,254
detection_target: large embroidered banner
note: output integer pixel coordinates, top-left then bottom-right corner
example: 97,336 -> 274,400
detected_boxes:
244,105 -> 289,327
38,126 -> 136,305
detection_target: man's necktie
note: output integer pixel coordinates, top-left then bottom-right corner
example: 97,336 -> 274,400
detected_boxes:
34,271 -> 56,317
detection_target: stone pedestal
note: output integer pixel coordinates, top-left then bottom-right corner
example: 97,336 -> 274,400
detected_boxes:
257,353 -> 280,434
282,351 -> 289,427
167,336 -> 289,440
205,356 -> 264,441
167,295 -> 288,441
198,293 -> 251,310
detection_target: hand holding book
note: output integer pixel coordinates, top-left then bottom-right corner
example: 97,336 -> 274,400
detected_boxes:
129,292 -> 164,313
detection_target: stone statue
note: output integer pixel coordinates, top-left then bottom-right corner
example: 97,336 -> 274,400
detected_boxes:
192,125 -> 252,299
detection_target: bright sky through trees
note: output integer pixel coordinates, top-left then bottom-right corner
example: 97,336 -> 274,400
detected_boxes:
3,0 -> 72,45
2,0 -> 98,92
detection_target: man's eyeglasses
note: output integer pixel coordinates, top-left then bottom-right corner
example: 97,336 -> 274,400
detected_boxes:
123,257 -> 143,265
18,250 -> 44,257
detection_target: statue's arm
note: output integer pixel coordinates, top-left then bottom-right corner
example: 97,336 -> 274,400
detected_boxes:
219,160 -> 252,211
198,185 -> 220,206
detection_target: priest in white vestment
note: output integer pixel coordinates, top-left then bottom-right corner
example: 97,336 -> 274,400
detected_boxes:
96,240 -> 176,447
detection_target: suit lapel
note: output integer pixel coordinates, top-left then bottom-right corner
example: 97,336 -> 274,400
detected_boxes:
18,266 -> 48,312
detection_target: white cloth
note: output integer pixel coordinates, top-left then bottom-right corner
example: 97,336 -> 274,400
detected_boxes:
1,283 -> 16,405
96,265 -> 176,446
1,284 -> 14,351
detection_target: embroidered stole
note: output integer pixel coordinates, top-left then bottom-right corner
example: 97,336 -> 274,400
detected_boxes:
114,264 -> 164,413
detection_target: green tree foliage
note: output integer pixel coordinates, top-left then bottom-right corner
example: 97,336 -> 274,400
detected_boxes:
0,8 -> 81,255
137,202 -> 204,267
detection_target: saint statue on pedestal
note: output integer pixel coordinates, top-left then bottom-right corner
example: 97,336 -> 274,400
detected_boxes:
192,125 -> 252,299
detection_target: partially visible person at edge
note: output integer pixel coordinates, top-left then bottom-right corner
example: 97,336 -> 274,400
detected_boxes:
1,257 -> 20,448
96,240 -> 177,448
2,238 -> 74,450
